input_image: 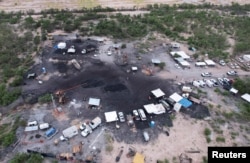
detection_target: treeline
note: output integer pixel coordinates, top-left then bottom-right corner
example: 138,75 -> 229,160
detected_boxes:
1,3 -> 250,106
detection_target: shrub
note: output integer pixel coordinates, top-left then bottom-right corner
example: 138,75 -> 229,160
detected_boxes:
216,136 -> 225,142
204,128 -> 211,136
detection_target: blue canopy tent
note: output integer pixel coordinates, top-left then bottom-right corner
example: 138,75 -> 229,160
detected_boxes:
178,98 -> 192,108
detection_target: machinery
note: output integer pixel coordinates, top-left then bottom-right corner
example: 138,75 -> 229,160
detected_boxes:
54,83 -> 86,104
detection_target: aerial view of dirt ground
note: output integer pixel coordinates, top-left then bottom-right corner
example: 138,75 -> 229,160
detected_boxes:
0,0 -> 250,163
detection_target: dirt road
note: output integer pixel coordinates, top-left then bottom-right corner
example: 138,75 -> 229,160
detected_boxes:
0,0 -> 249,13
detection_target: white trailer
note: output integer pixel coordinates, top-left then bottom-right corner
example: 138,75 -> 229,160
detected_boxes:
62,126 -> 78,139
25,126 -> 39,132
39,123 -> 49,130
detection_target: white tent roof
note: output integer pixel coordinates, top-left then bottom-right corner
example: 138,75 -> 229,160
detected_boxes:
88,98 -> 100,106
243,55 -> 250,61
170,51 -> 190,59
57,42 -> 66,49
230,88 -> 238,94
173,103 -> 182,112
104,111 -> 118,122
241,93 -> 250,103
195,62 -> 206,66
204,59 -> 216,66
154,104 -> 166,114
179,61 -> 190,67
143,103 -> 165,115
169,93 -> 183,102
151,88 -> 165,98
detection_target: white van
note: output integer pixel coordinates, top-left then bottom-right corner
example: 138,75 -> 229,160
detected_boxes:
27,121 -> 38,127
39,123 -> 49,130
138,109 -> 147,121
143,131 -> 150,142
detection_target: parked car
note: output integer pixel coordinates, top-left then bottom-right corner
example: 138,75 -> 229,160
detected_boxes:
81,125 -> 92,137
27,73 -> 36,79
80,123 -> 87,131
138,109 -> 147,121
201,72 -> 212,77
227,70 -> 237,76
81,49 -> 86,54
192,80 -> 200,88
203,79 -> 213,87
217,78 -> 224,85
210,79 -> 219,87
107,51 -> 112,56
118,112 -> 125,122
219,60 -> 226,66
198,80 -> 206,87
132,110 -> 140,120
27,121 -> 38,127
175,63 -> 181,69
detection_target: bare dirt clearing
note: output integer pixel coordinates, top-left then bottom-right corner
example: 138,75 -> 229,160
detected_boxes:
0,0 -> 249,12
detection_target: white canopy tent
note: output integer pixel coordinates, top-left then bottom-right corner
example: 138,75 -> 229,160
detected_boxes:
170,51 -> 190,59
143,103 -> 165,115
88,98 -> 100,106
195,62 -> 206,66
204,59 -> 216,66
243,55 -> 250,61
230,88 -> 238,94
241,93 -> 250,103
169,93 -> 183,102
104,111 -> 118,122
151,88 -> 165,98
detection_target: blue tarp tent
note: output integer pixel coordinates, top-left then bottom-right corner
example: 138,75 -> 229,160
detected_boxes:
178,98 -> 192,108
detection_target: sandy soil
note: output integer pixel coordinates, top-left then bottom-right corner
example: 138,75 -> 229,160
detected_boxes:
100,113 -> 237,163
0,0 -> 249,13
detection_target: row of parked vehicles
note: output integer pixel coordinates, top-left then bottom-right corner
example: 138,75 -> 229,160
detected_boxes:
116,109 -> 147,123
193,77 -> 233,88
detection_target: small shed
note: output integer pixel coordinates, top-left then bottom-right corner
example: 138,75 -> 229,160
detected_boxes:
169,93 -> 183,102
133,153 -> 145,163
241,93 -> 250,103
88,98 -> 100,107
104,111 -> 118,122
204,59 -> 216,66
170,51 -> 190,59
195,62 -> 206,67
151,88 -> 165,99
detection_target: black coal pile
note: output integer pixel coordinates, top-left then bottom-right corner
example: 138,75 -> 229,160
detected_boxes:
104,83 -> 127,92
56,62 -> 68,73
81,79 -> 105,88
180,104 -> 210,119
